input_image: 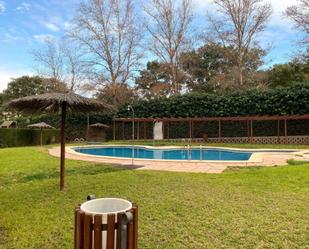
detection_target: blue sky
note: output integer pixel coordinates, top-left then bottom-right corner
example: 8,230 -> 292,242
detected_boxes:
0,0 -> 305,92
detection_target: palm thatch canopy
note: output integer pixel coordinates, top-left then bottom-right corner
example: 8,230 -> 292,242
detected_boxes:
89,123 -> 110,128
5,91 -> 114,191
28,122 -> 56,129
0,121 -> 16,128
6,92 -> 111,113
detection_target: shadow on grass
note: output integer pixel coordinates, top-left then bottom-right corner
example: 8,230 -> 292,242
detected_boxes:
287,159 -> 309,165
225,160 -> 309,173
20,163 -> 142,183
0,227 -> 10,246
224,166 -> 270,172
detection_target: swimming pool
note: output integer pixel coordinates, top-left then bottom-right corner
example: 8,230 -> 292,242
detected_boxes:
75,146 -> 252,161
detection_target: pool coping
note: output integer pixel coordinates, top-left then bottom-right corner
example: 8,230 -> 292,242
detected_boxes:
65,145 -> 306,164
48,145 -> 309,174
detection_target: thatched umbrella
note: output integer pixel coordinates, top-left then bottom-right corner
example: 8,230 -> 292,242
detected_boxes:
87,123 -> 110,142
89,123 -> 110,128
6,92 -> 113,190
28,122 -> 56,146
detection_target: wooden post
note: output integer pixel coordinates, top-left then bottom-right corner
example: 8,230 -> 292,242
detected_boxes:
143,122 -> 147,140
192,120 -> 194,140
247,119 -> 250,143
284,119 -> 287,144
137,121 -> 140,140
113,120 -> 116,141
162,121 -> 165,139
116,213 -> 123,249
40,128 -> 43,147
107,214 -> 115,248
93,215 -> 102,249
122,122 -> 125,140
132,119 -> 134,141
60,101 -> 67,191
127,219 -> 134,249
167,122 -> 170,139
74,209 -> 84,249
189,118 -> 192,141
83,214 -> 92,249
132,204 -> 138,249
277,120 -> 280,144
218,120 -> 221,142
250,120 -> 253,143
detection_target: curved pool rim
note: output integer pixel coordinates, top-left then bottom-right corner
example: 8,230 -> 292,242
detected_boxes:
67,145 -> 299,163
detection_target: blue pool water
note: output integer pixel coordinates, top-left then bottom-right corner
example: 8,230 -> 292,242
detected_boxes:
76,146 -> 252,161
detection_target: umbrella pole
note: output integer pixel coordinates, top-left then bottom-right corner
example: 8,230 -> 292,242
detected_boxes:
40,128 -> 43,147
60,102 -> 67,191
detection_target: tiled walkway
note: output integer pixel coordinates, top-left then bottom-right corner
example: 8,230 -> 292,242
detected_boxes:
48,146 -> 308,174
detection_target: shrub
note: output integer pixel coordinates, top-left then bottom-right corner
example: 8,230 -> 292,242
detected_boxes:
114,84 -> 309,139
12,113 -> 113,141
117,84 -> 309,118
0,128 -> 60,148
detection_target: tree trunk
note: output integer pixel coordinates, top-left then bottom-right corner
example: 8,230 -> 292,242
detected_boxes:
238,54 -> 244,86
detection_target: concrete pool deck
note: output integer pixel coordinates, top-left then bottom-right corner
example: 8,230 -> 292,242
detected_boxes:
48,145 -> 309,173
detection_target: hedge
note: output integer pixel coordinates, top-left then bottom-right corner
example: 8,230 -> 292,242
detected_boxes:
114,84 -> 309,139
13,113 -> 113,141
0,128 -> 60,148
117,84 -> 309,118
4,84 -> 309,141
113,119 -> 309,140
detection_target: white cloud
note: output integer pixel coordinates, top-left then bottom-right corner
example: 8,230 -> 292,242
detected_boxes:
1,32 -> 24,42
16,2 -> 31,11
193,0 -> 297,27
0,70 -> 32,93
192,0 -> 299,43
0,26 -> 33,45
0,1 -> 5,14
191,0 -> 301,66
268,0 -> 296,30
33,34 -> 55,43
44,22 -> 60,32
63,21 -> 72,30
193,0 -> 296,11
192,0 -> 212,10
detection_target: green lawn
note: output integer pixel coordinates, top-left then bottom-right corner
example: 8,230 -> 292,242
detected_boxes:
1,146 -> 309,248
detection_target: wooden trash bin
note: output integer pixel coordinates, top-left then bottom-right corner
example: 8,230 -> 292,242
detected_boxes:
74,198 -> 138,249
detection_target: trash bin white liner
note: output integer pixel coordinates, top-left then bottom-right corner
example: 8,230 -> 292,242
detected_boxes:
80,198 -> 132,215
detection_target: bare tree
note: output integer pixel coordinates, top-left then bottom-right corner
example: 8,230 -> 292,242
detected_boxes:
68,0 -> 142,88
96,82 -> 136,107
144,0 -> 193,94
32,38 -> 84,91
61,41 -> 85,91
206,0 -> 272,86
285,0 -> 309,45
32,39 -> 64,83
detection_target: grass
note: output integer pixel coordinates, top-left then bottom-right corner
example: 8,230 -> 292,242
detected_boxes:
0,146 -> 309,248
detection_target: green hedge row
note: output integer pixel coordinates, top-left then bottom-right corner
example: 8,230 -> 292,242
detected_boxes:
5,84 -> 309,141
117,84 -> 309,118
13,113 -> 113,141
115,119 -> 309,140
0,128 -> 60,147
113,84 -> 309,139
